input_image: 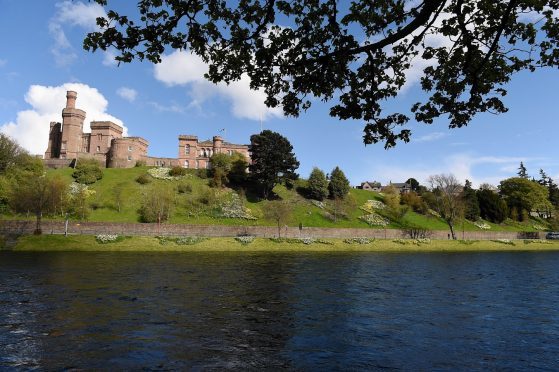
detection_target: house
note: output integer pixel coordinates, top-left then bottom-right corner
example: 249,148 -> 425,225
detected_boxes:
357,181 -> 382,192
383,182 -> 413,194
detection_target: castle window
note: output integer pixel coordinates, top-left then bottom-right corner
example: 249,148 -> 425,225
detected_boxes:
96,146 -> 100,152
128,146 -> 133,151
127,155 -> 132,161
185,144 -> 190,154
184,160 -> 189,168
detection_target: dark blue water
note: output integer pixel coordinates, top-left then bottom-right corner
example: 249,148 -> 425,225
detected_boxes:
1,251 -> 559,370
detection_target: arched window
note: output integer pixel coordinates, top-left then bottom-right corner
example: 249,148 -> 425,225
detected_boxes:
203,149 -> 207,157
185,144 -> 190,154
184,160 -> 189,168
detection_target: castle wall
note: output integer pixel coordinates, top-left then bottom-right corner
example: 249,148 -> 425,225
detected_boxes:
44,121 -> 62,159
108,137 -> 149,168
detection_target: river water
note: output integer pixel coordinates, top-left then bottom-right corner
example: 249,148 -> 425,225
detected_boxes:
1,251 -> 559,370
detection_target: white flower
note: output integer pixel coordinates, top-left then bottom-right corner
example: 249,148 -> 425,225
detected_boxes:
360,213 -> 389,227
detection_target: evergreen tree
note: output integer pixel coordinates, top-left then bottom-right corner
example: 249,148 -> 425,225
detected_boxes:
249,130 -> 299,199
307,167 -> 329,201
517,162 -> 528,179
538,169 -> 549,187
328,167 -> 350,199
476,189 -> 508,223
462,179 -> 480,221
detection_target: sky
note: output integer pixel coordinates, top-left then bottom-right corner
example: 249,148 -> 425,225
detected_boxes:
1,0 -> 558,187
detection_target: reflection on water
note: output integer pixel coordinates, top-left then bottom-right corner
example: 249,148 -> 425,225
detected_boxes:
1,251 -> 559,369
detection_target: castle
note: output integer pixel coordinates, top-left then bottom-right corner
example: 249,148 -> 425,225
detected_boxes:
44,91 -> 250,168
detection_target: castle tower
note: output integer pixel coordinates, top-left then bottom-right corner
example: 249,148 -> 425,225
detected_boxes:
59,91 -> 86,159
44,121 -> 62,159
213,135 -> 223,154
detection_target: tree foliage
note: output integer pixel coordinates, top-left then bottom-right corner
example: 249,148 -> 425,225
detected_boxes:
499,177 -> 552,220
428,173 -> 463,239
249,130 -> 299,198
209,153 -> 232,188
264,200 -> 293,238
476,189 -> 508,223
0,133 -> 27,174
462,179 -> 480,220
139,183 -> 175,223
307,167 -> 329,201
328,166 -> 350,199
72,159 -> 104,184
85,1 -> 559,147
518,161 -> 529,179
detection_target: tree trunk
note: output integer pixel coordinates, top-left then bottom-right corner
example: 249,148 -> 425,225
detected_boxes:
34,211 -> 42,235
448,220 -> 456,240
277,220 -> 281,238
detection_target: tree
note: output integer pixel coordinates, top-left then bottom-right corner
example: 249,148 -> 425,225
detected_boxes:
427,174 -> 463,240
476,189 -> 508,223
462,179 -> 480,221
0,133 -> 27,174
228,152 -> 249,185
328,195 -> 357,223
209,153 -> 232,188
9,173 -> 69,234
307,167 -> 329,201
518,162 -> 529,179
264,200 -> 293,238
72,159 -> 103,184
382,184 -> 409,222
139,183 -> 175,223
249,130 -> 299,198
405,178 -> 420,192
499,177 -> 552,220
69,183 -> 95,221
328,167 -> 350,199
85,1 -> 559,148
112,182 -> 127,212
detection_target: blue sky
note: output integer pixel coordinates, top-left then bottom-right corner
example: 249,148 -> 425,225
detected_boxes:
1,0 -> 558,187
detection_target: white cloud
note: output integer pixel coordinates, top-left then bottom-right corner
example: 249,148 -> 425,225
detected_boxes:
148,101 -> 185,114
0,59 -> 6,67
0,83 -> 127,155
154,50 -> 283,121
102,50 -> 118,67
117,87 -> 138,103
415,131 -> 448,142
49,1 -> 106,66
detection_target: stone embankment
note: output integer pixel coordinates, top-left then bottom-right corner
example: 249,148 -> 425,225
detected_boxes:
0,220 -> 541,240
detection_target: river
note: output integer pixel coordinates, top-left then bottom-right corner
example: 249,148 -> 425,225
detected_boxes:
1,251 -> 558,370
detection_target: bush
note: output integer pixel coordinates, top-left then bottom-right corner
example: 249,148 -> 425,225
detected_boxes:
135,174 -> 151,185
196,168 -> 209,179
135,160 -> 146,167
169,166 -> 188,177
72,159 -> 103,184
177,182 -> 192,194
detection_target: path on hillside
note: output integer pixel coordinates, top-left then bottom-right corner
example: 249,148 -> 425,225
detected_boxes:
0,220 -> 537,240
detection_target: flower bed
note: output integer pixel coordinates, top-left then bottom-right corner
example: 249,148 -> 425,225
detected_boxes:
360,213 -> 389,227
218,192 -> 257,220
474,220 -> 491,230
344,237 -> 373,244
148,167 -> 190,180
360,200 -> 385,213
235,235 -> 255,245
392,238 -> 431,246
95,234 -> 120,244
492,239 -> 515,245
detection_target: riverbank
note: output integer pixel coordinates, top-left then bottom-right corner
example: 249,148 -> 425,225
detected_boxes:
9,235 -> 559,252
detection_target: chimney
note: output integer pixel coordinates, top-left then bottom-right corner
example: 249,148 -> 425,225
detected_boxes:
66,91 -> 77,109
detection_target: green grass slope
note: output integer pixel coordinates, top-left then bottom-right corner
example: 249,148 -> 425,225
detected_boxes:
4,166 -> 550,233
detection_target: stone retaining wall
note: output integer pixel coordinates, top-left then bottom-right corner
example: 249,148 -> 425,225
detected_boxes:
0,220 -> 543,240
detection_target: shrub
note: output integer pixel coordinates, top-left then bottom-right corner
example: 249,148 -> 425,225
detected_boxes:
196,168 -> 209,179
169,166 -> 188,177
177,182 -> 193,194
72,159 -> 103,184
136,173 -> 151,184
135,160 -> 146,167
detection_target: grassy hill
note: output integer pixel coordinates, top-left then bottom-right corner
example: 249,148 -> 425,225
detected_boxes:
4,166 -> 550,233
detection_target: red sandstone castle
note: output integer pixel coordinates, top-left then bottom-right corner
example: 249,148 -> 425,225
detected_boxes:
44,91 -> 250,168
